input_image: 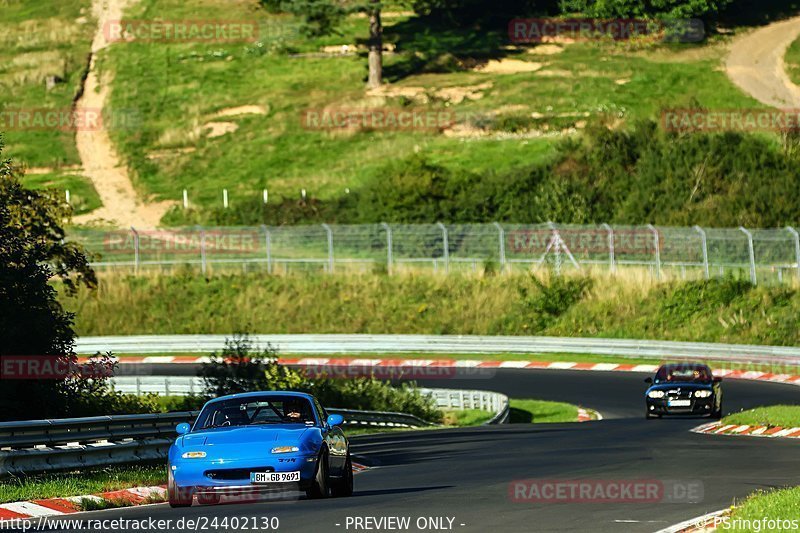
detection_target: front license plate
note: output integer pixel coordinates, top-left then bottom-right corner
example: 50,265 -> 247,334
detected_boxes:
250,471 -> 300,483
668,400 -> 691,407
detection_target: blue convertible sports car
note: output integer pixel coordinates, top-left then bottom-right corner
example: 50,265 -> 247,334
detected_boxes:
644,363 -> 723,420
167,391 -> 353,507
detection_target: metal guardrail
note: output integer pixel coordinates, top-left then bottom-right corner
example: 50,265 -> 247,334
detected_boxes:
0,385 -> 509,476
77,334 -> 800,365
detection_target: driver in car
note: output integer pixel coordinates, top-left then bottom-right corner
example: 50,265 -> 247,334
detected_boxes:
283,399 -> 307,422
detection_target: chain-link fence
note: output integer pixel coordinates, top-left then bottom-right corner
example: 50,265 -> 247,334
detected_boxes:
70,223 -> 800,285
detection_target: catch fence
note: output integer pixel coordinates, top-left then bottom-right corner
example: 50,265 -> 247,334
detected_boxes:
69,223 -> 800,285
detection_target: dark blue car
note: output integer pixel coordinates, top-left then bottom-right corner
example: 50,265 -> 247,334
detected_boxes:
644,363 -> 723,419
168,391 -> 353,507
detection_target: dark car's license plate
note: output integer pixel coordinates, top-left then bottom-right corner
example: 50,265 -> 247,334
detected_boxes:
250,471 -> 300,483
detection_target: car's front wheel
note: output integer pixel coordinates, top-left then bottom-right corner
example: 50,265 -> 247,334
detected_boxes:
168,469 -> 192,508
645,408 -> 661,420
331,454 -> 354,497
306,450 -> 330,499
711,402 -> 723,419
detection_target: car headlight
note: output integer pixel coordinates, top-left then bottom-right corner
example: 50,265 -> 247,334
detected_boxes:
694,390 -> 712,398
648,390 -> 666,398
271,446 -> 299,454
181,451 -> 206,459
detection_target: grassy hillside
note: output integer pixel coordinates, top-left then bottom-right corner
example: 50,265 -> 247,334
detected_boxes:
97,0 -> 763,219
0,0 -> 93,167
62,274 -> 800,346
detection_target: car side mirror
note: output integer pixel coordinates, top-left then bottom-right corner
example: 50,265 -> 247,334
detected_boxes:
176,422 -> 191,435
644,377 -> 653,384
326,414 -> 344,427
712,376 -> 722,383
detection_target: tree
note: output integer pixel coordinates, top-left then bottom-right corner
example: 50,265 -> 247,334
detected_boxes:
261,0 -> 384,87
0,136 -> 99,420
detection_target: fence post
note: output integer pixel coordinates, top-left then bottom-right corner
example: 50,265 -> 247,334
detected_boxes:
493,222 -> 506,272
182,189 -> 188,209
380,222 -> 393,274
647,224 -> 661,280
787,227 -> 800,282
693,225 -> 710,280
436,222 -> 449,274
199,226 -> 207,275
261,225 -> 272,274
130,226 -> 140,275
65,189 -> 70,205
739,227 -> 757,285
322,223 -> 334,274
263,189 -> 268,204
601,223 -> 614,273
223,189 -> 229,209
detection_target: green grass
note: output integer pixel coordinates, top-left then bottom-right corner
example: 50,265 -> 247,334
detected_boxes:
444,408 -> 495,426
22,172 -> 101,214
723,486 -> 800,532
722,406 -> 800,428
0,465 -> 166,505
91,0 -> 763,222
787,36 -> 800,86
0,0 -> 94,167
509,399 -> 580,423
61,274 -> 800,347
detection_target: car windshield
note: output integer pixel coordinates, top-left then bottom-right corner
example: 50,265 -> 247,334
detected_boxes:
654,366 -> 712,383
194,395 -> 316,429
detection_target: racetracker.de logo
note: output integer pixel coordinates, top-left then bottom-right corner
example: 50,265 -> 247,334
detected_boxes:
1,356 -> 114,380
301,109 -> 457,132
104,20 -> 260,43
508,18 -> 704,43
662,109 -> 800,132
299,363 -> 495,380
102,230 -> 263,255
0,108 -> 140,132
509,479 -> 704,504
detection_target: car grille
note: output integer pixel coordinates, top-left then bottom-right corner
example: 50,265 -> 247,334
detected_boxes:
666,389 -> 693,399
205,466 -> 275,480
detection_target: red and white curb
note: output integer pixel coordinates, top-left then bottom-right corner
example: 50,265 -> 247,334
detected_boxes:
655,508 -> 729,533
81,356 -> 800,387
0,464 -> 370,520
691,422 -> 800,439
577,407 -> 602,422
0,485 -> 166,520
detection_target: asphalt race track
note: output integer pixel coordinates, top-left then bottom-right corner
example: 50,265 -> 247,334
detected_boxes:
16,369 -> 799,533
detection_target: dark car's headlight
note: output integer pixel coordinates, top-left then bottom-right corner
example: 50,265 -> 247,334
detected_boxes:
694,390 -> 712,398
647,390 -> 666,398
271,446 -> 300,454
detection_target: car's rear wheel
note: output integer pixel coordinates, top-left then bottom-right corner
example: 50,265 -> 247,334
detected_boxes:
306,450 -> 330,499
331,454 -> 354,497
197,493 -> 221,505
168,469 -> 192,508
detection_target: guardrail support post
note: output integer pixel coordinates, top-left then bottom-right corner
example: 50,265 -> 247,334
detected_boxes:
322,224 -> 334,274
493,222 -> 506,273
647,224 -> 661,280
436,222 -> 449,274
693,225 -> 710,280
601,223 -> 614,273
261,225 -> 272,274
380,223 -> 393,274
739,227 -> 757,285
130,226 -> 140,275
787,227 -> 800,282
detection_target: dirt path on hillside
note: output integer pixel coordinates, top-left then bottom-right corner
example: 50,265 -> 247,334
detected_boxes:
73,0 -> 172,229
726,16 -> 800,108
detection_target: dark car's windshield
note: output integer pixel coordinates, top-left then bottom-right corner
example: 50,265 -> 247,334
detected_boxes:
654,365 -> 712,384
194,395 -> 316,430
